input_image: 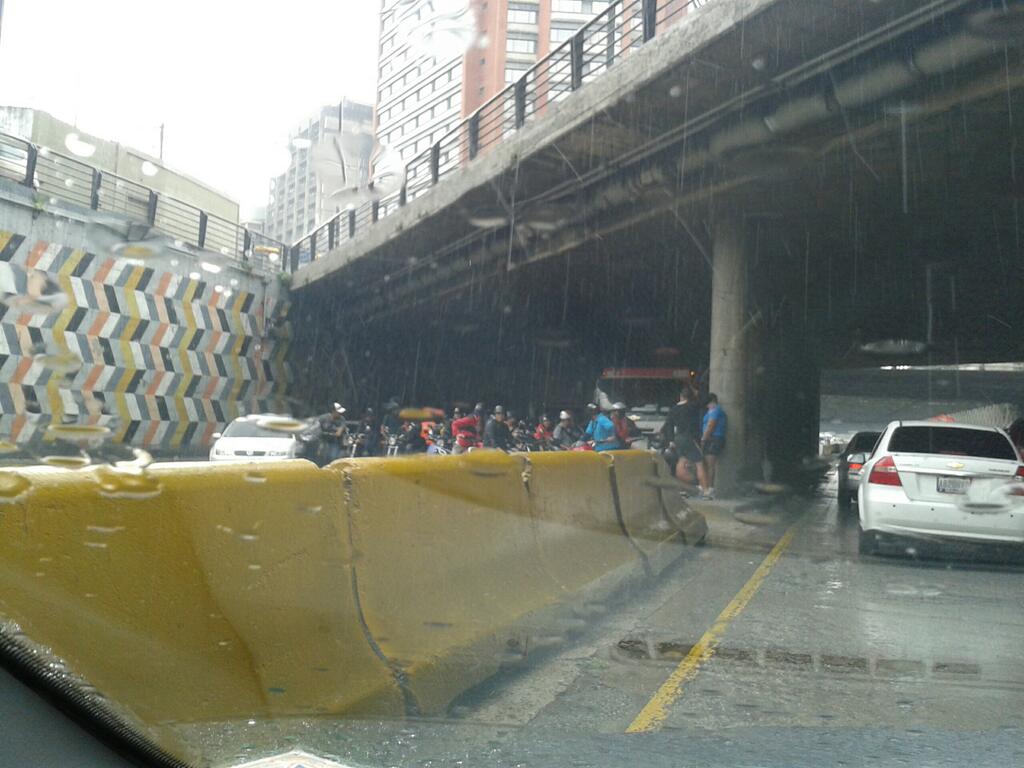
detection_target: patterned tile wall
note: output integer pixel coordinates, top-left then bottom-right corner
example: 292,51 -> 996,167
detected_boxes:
0,230 -> 290,452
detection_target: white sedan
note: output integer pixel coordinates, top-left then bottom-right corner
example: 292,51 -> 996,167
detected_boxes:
855,421 -> 1024,554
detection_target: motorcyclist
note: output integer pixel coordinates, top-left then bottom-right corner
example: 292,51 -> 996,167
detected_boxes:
318,403 -> 348,463
350,407 -> 379,456
584,403 -> 618,452
611,402 -> 636,449
534,414 -> 555,449
452,403 -> 484,454
380,400 -> 402,453
483,405 -> 512,451
553,410 -> 581,449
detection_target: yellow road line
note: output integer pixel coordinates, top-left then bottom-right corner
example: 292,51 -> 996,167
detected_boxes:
626,522 -> 799,734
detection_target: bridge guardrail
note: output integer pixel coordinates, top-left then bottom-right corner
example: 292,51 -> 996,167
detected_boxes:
0,131 -> 287,276
290,0 -> 709,273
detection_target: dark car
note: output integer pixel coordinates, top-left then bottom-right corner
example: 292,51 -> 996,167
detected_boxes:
837,430 -> 881,509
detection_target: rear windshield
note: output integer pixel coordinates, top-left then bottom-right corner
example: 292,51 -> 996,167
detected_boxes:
887,426 -> 1016,460
848,432 -> 880,453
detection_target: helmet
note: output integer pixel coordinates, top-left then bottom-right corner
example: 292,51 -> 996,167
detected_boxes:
559,410 -> 571,420
332,403 -> 346,415
364,407 -> 375,417
541,414 -> 552,423
612,402 -> 627,411
586,403 -> 599,412
474,403 -> 485,415
494,405 -> 505,416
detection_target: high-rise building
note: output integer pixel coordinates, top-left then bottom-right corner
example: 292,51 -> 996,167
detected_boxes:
374,1 -> 679,167
375,1 -> 631,166
264,100 -> 375,245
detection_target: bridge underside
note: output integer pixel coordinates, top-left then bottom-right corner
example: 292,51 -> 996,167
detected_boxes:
291,0 -> 1024,481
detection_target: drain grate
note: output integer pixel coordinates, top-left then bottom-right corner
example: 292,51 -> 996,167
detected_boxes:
614,636 -> 989,681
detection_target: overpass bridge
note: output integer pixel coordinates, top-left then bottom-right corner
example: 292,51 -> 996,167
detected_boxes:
289,0 -> 1024,484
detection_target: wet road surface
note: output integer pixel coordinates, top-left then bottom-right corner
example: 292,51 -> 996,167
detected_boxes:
180,472 -> 1024,767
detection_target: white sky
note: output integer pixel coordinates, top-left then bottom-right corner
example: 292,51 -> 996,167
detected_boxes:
0,1 -> 381,218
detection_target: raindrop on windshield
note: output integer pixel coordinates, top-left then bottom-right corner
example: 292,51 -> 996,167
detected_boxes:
41,454 -> 92,470
0,471 -> 32,504
0,266 -> 70,316
63,132 -> 96,158
34,350 -> 83,375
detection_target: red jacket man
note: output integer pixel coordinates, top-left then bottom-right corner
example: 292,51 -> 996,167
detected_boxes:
452,404 -> 485,453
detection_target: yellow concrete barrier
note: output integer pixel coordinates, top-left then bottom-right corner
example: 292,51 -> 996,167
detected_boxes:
0,461 -> 401,735
0,450 -> 700,753
330,451 -> 562,715
524,451 -> 643,598
602,451 -> 683,573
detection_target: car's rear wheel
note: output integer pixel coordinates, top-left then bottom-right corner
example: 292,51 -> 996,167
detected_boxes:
858,525 -> 878,556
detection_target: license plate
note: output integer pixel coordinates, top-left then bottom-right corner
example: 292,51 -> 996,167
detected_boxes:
937,476 -> 970,494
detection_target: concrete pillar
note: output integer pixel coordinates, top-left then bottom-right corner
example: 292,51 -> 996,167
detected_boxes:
708,212 -> 754,492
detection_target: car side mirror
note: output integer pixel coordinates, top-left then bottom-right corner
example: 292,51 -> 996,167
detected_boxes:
848,453 -> 867,465
211,432 -> 222,440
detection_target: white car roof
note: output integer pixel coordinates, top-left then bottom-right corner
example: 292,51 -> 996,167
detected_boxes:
886,420 -> 1005,432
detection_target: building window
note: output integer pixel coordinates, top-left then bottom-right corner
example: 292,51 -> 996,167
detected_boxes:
551,26 -> 576,44
505,65 -> 529,83
508,4 -> 538,24
506,34 -> 537,54
552,0 -> 584,12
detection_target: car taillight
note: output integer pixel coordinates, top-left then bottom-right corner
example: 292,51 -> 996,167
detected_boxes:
1016,466 -> 1024,479
869,455 -> 902,486
849,463 -> 863,471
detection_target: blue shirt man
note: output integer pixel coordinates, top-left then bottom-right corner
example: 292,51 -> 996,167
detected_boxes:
702,401 -> 727,439
584,404 -> 619,451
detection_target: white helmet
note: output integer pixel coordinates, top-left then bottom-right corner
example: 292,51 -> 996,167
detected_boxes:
559,410 -> 572,420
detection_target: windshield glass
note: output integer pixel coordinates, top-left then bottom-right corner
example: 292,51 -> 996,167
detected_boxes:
888,427 -> 1017,460
597,378 -> 685,412
222,421 -> 297,439
2,1 -> 1024,767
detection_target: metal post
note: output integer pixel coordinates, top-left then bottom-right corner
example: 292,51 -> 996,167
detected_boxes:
571,32 -> 584,91
468,113 -> 480,160
242,228 -> 251,257
399,184 -> 407,207
430,142 -> 441,184
372,200 -> 380,222
198,211 -> 209,249
606,3 -> 618,69
290,245 -> 299,273
328,217 -> 336,250
89,170 -> 102,210
514,77 -> 527,129
146,191 -> 158,225
310,230 -> 318,261
348,209 -> 356,238
642,0 -> 657,42
23,144 -> 37,188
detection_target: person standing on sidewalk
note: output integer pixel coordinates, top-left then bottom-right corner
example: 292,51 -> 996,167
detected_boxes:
700,393 -> 728,499
661,386 -> 706,492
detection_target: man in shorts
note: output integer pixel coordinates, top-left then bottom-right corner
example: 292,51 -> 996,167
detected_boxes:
660,386 -> 705,492
700,393 -> 727,499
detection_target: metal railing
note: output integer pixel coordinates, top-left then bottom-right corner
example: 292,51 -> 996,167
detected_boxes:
0,132 -> 288,276
289,0 -> 709,273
